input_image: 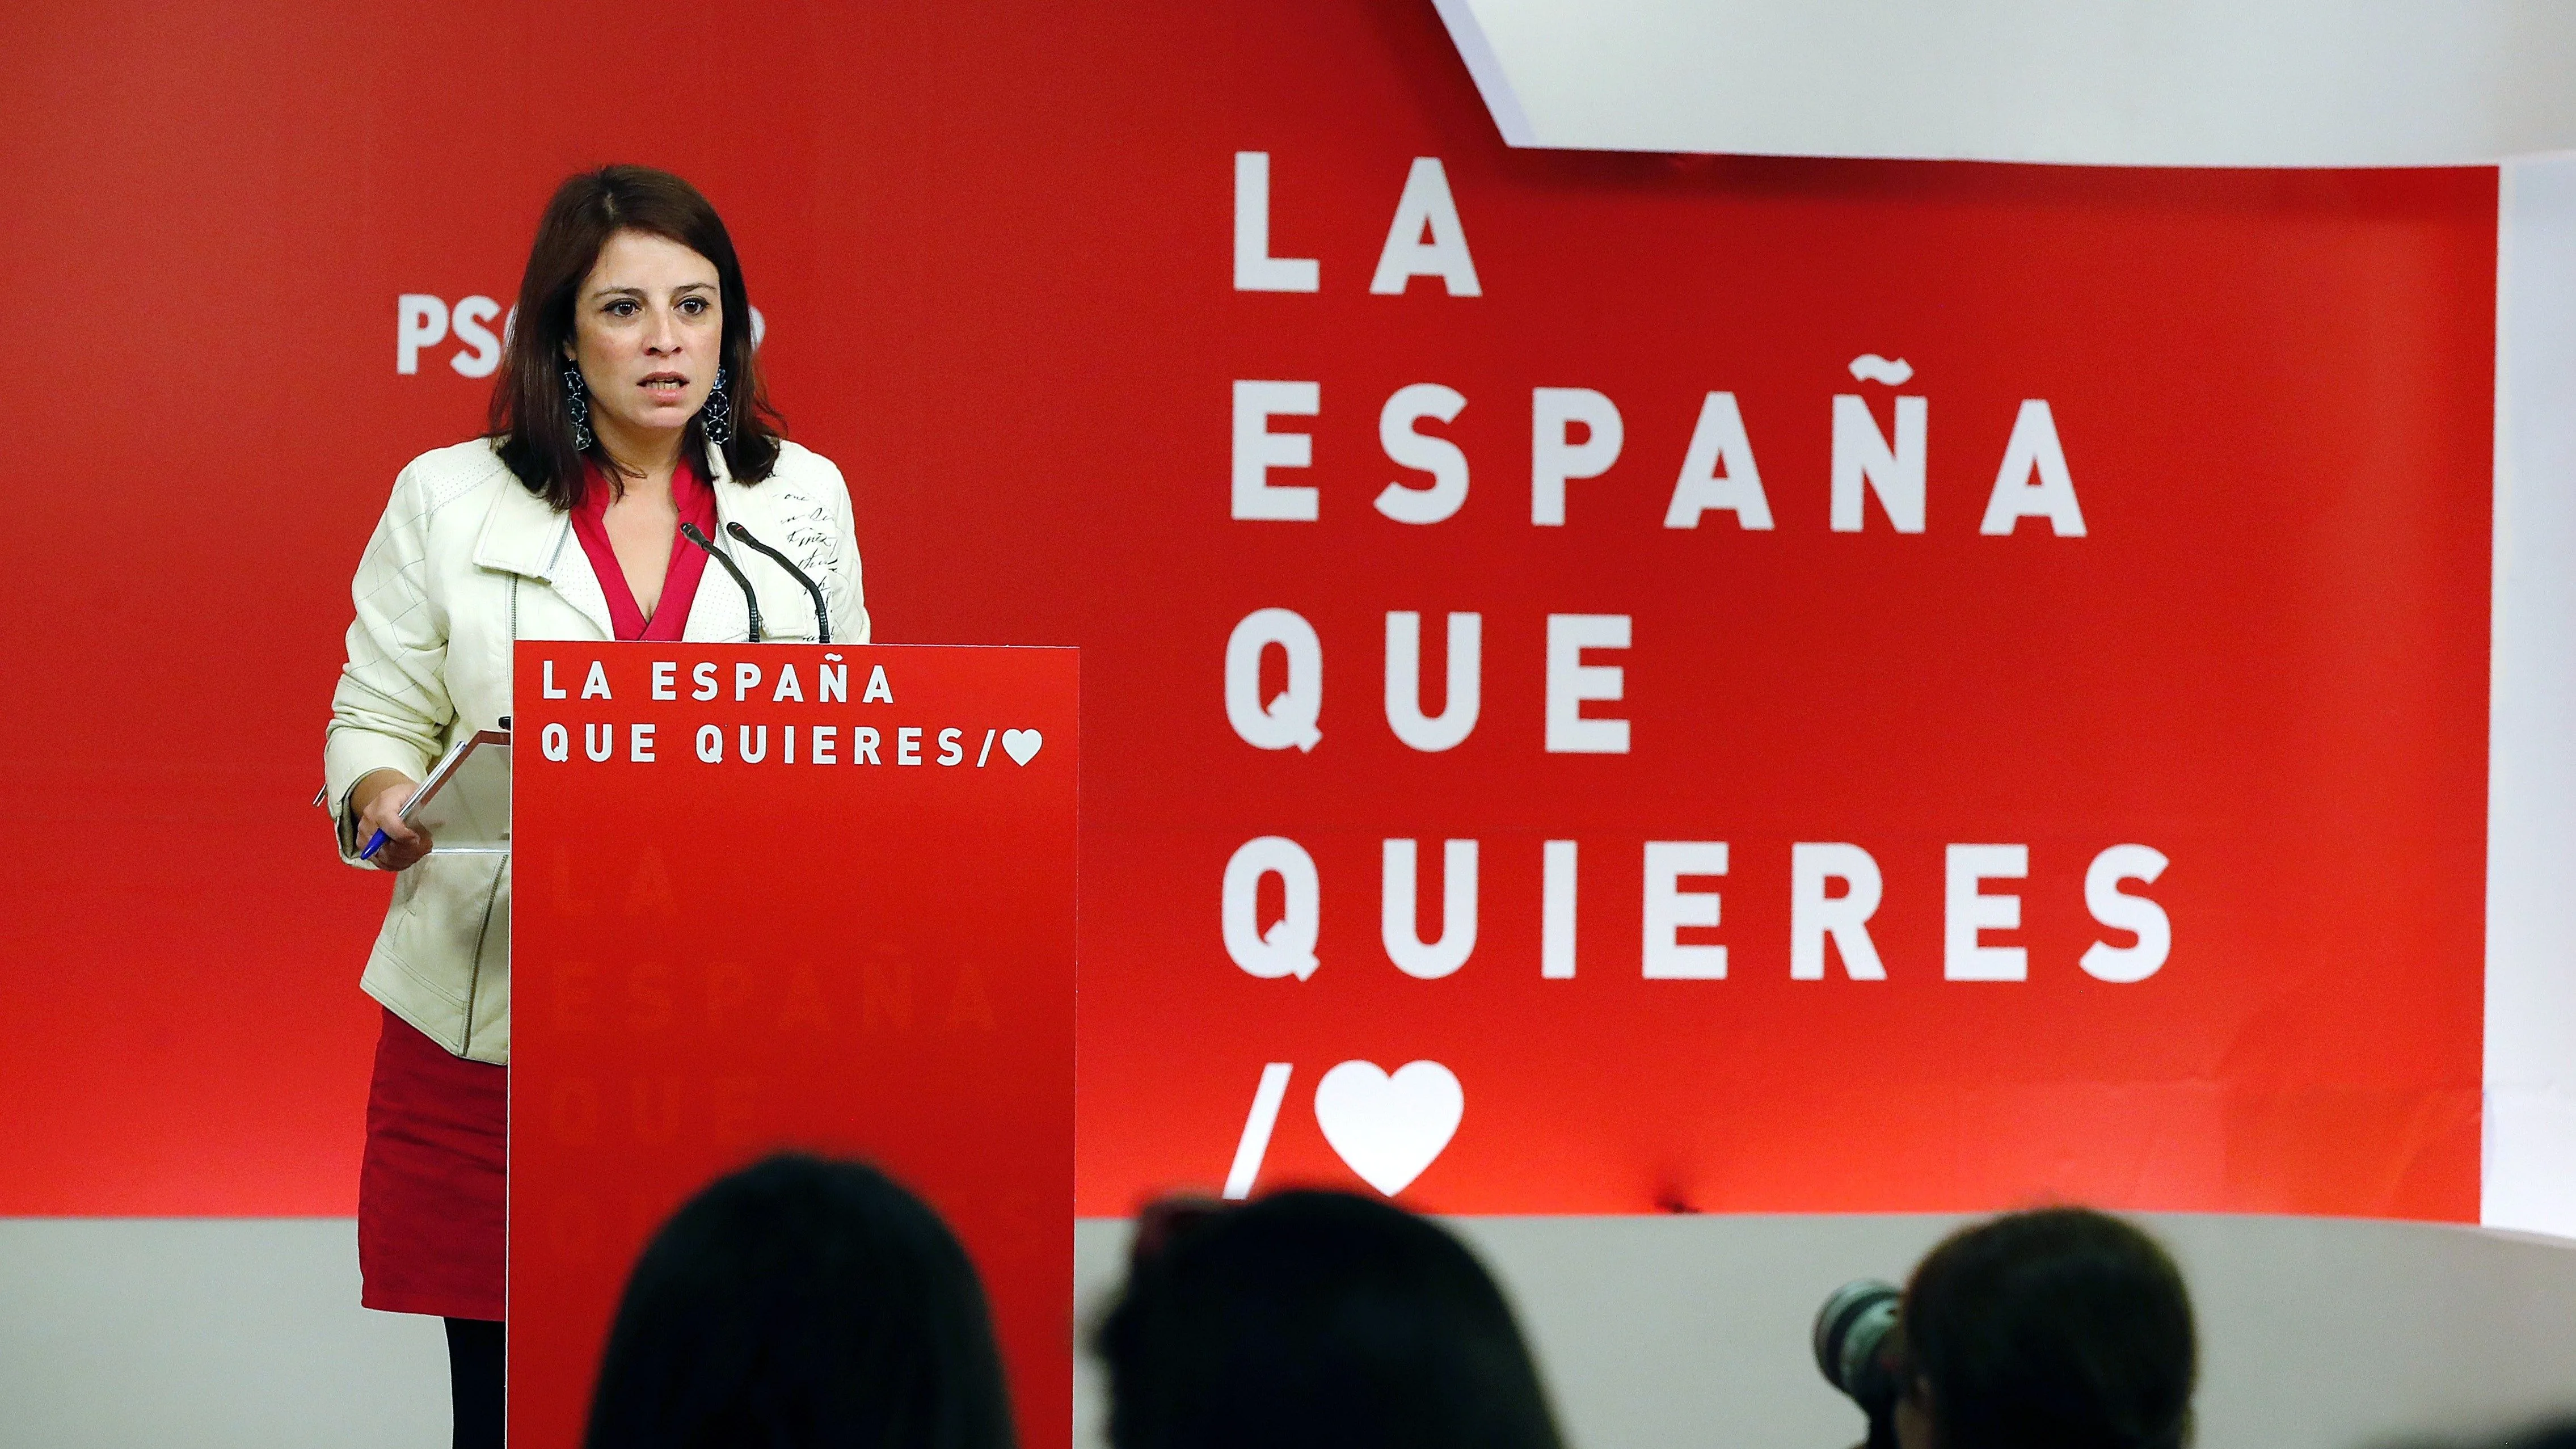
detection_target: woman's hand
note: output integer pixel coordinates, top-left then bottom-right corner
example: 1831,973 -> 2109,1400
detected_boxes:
352,769 -> 433,870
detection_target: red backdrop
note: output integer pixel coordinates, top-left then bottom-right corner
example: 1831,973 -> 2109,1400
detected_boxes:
0,2 -> 2490,1220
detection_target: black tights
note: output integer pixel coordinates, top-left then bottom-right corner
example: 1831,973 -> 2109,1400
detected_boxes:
444,1317 -> 504,1449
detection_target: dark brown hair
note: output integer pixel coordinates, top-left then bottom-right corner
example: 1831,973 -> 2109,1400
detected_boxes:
490,166 -> 783,508
1903,1206 -> 2197,1449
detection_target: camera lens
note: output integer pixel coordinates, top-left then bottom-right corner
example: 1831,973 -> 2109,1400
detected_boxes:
1812,1279 -> 1903,1411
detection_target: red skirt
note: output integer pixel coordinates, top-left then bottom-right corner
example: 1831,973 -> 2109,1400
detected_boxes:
358,1006 -> 507,1320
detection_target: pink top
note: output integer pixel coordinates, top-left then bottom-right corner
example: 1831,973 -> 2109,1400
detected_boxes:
568,457 -> 720,642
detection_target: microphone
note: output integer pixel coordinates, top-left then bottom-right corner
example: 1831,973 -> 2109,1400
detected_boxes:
678,523 -> 764,643
725,523 -> 830,644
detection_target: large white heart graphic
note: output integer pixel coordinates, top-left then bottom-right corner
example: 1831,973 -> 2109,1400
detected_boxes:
1313,1059 -> 1463,1198
1001,728 -> 1043,765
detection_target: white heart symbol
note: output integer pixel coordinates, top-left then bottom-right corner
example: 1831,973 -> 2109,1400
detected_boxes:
1001,728 -> 1042,765
1312,1060 -> 1462,1198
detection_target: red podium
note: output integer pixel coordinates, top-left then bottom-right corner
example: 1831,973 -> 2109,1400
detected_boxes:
507,642 -> 1078,1449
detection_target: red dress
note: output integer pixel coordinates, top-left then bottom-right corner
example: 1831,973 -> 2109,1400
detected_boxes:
358,459 -> 718,1319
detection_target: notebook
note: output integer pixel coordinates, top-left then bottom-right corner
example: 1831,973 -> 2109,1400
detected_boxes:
403,727 -> 511,854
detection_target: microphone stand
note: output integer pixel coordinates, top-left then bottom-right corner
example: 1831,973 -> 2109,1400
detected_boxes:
678,523 -> 763,643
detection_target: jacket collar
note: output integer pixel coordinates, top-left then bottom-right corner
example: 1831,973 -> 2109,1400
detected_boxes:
470,452 -> 612,638
471,441 -> 779,645
470,464 -> 572,582
470,438 -> 747,574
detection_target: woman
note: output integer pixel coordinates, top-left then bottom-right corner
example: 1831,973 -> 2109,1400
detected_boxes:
1892,1207 -> 2198,1449
323,165 -> 868,1449
583,1154 -> 1014,1449
1094,1191 -> 1565,1449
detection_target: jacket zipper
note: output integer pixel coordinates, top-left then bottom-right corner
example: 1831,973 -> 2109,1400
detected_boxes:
461,575 -> 525,1058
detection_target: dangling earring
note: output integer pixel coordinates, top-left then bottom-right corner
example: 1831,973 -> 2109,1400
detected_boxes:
562,361 -> 593,452
700,364 -> 733,447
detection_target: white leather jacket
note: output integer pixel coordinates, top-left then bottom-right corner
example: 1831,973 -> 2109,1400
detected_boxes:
323,436 -> 869,1063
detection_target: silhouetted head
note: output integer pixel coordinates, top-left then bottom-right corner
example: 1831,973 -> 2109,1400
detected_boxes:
584,1153 -> 1014,1449
2499,1422 -> 2576,1449
1898,1206 -> 2196,1449
1095,1190 -> 1563,1449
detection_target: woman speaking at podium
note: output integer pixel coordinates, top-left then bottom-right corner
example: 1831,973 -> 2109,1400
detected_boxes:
321,166 -> 868,1449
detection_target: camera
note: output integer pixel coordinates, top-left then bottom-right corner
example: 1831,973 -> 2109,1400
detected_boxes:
1813,1279 -> 1904,1448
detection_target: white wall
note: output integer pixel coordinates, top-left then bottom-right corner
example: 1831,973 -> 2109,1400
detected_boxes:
3,1212 -> 2570,1447
2486,153 -> 2576,1241
1435,1 -> 2576,166
0,1220 -> 445,1449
